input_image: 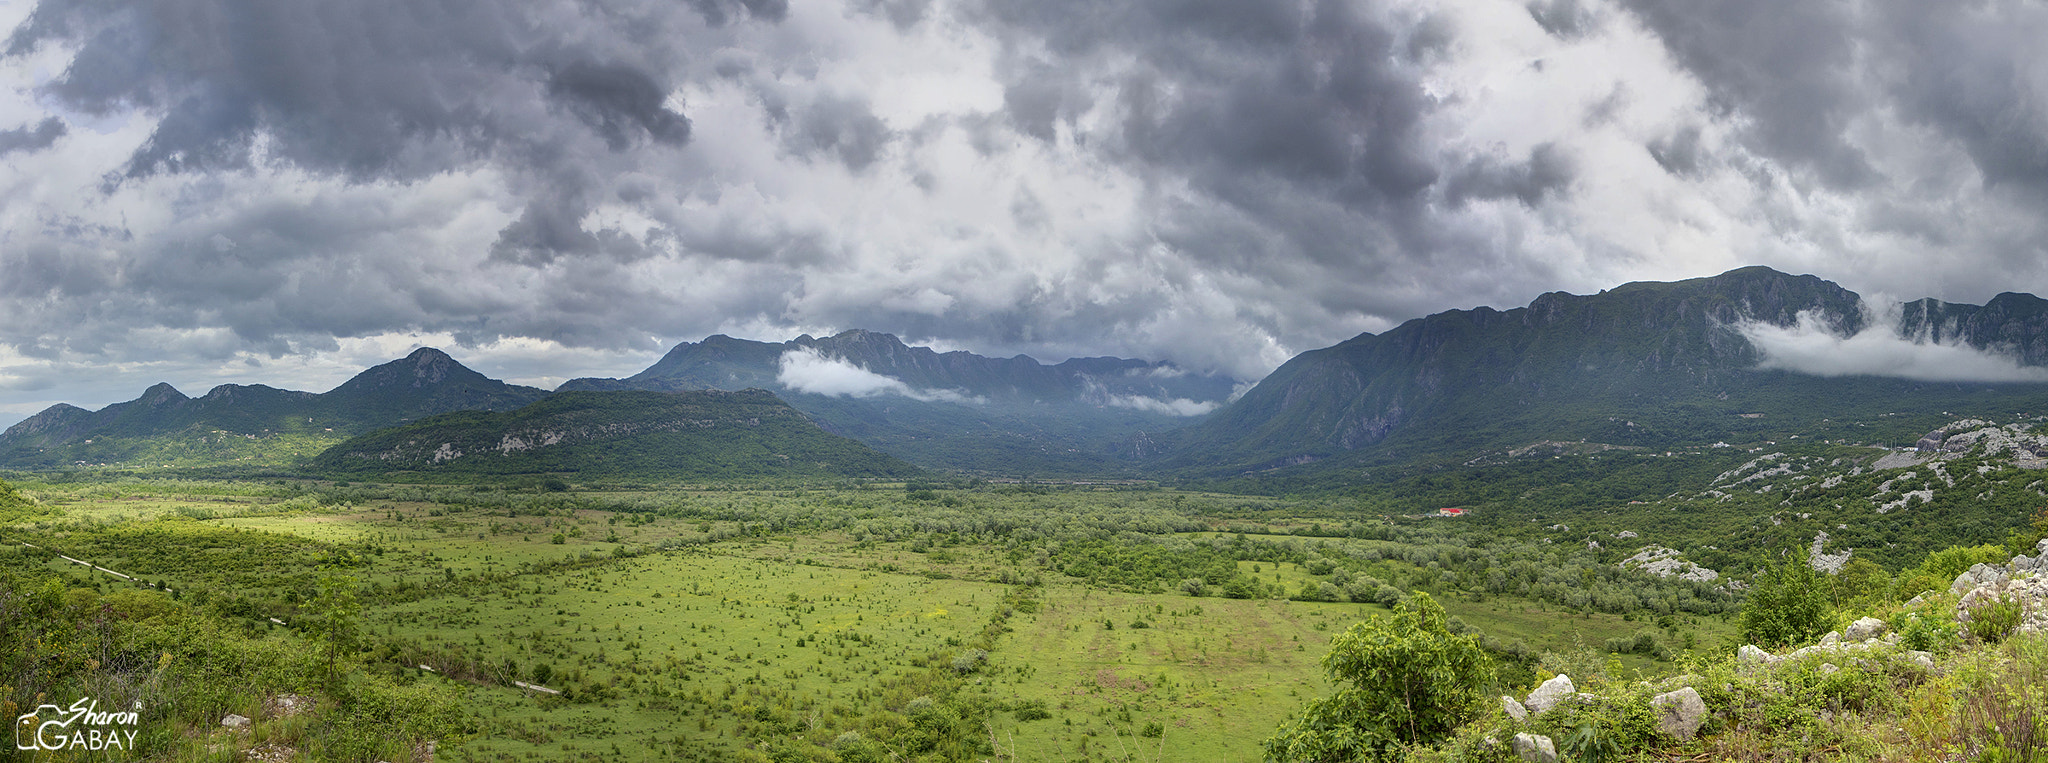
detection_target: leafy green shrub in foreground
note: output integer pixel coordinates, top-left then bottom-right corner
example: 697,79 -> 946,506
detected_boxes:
1742,547 -> 1834,648
1265,592 -> 1494,762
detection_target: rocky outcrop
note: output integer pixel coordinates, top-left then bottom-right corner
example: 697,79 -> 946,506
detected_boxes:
1911,420 -> 2048,466
1512,733 -> 1557,763
1525,674 -> 1577,715
1843,617 -> 1888,642
1944,539 -> 2048,637
1652,687 -> 1706,740
1809,531 -> 1852,574
1501,696 -> 1528,722
1620,546 -> 1721,582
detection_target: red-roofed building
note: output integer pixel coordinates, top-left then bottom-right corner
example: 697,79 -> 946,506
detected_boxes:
1437,508 -> 1465,517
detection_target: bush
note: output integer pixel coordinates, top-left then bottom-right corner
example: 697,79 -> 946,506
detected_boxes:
1602,629 -> 1667,660
950,648 -> 989,674
1742,549 -> 1834,648
1966,593 -> 2023,645
1374,584 -> 1404,608
1264,592 -> 1494,762
1895,610 -> 1961,654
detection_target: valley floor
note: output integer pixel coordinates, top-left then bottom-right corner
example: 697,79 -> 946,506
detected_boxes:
0,477 -> 1725,762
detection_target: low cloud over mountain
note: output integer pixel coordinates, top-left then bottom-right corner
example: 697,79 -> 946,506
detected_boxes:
1739,303 -> 2048,384
775,347 -> 979,403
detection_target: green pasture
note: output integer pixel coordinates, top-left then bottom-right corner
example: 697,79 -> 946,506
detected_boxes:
2,478 -> 1729,762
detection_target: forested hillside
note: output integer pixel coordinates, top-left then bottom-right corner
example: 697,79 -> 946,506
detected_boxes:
312,389 -> 920,480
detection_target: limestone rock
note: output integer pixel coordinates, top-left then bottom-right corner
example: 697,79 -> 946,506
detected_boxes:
1501,696 -> 1528,722
1651,686 -> 1706,740
1512,733 -> 1558,763
222,714 -> 251,728
1525,674 -> 1576,715
1844,616 -> 1887,642
1737,644 -> 1774,666
1953,570 -> 1980,597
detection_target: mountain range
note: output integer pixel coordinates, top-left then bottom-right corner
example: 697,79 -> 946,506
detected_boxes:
1170,266 -> 2048,477
313,389 -> 918,480
0,348 -> 548,469
10,266 -> 2048,480
557,329 -> 1243,473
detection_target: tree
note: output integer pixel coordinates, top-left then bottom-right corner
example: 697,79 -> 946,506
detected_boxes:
306,573 -> 362,680
1741,548 -> 1832,648
1264,592 -> 1494,762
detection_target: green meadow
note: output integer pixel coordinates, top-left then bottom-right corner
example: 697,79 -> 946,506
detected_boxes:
1,477 -> 1731,762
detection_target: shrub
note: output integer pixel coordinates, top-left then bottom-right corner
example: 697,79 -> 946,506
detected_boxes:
1264,592 -> 1495,762
1966,593 -> 2024,645
1742,548 -> 1834,648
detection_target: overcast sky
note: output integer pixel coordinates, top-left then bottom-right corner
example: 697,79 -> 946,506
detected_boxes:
4,0 -> 2048,428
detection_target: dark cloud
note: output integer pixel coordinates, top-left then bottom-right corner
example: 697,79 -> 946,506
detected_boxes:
546,62 -> 691,151
689,0 -> 788,27
10,0 -> 2048,408
976,0 -> 1448,269
1867,1 -> 2048,194
1444,143 -> 1576,209
0,117 -> 65,156
852,0 -> 931,31
1002,73 -> 1078,143
785,95 -> 892,172
490,195 -> 603,266
1618,0 -> 1876,188
1527,0 -> 1596,39
7,0 -> 733,248
1647,125 -> 1705,177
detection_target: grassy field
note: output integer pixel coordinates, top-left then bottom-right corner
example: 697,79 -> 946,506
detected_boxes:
1,478 -> 1725,762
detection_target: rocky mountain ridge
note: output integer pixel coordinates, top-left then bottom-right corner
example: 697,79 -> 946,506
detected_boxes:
562,328 -> 1241,406
1172,266 -> 2048,476
313,389 -> 918,479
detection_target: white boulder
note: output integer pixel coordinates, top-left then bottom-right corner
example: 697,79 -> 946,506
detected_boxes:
1525,674 -> 1577,715
1651,687 -> 1706,740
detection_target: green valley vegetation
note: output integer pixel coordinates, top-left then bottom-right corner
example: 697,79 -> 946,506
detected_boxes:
10,420 -> 2048,762
1263,538 -> 2048,763
1,474 -> 1754,761
0,482 -> 464,762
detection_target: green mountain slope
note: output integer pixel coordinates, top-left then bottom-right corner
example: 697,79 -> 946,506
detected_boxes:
312,389 -> 920,480
1169,266 -> 2048,476
0,348 -> 548,469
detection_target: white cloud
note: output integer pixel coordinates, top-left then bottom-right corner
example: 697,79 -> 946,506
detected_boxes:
1099,394 -> 1217,417
773,347 -> 979,403
1736,303 -> 2048,384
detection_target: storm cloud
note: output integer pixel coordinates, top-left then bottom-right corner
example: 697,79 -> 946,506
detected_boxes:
7,0 -> 2048,424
